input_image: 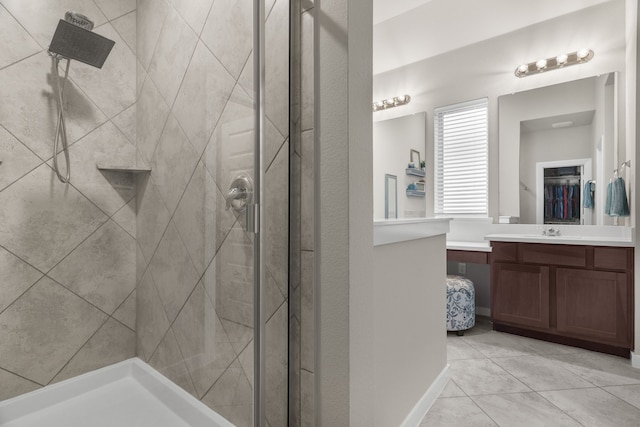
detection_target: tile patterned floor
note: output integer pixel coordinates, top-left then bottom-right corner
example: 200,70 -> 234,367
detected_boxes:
420,317 -> 640,426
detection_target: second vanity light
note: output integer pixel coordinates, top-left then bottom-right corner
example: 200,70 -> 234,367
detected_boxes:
372,94 -> 411,112
515,49 -> 594,78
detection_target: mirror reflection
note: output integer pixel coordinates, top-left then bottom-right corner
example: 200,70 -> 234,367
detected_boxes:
499,73 -> 618,225
373,112 -> 427,219
385,174 -> 397,219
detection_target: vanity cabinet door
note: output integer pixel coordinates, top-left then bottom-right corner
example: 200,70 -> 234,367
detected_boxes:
492,263 -> 550,329
556,268 -> 630,347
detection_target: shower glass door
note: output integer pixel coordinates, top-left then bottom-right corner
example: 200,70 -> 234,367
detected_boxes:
136,0 -> 290,426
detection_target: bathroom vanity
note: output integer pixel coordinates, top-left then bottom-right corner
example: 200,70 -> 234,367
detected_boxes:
487,236 -> 634,357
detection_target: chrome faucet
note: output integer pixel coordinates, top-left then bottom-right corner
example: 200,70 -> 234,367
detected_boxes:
542,227 -> 560,236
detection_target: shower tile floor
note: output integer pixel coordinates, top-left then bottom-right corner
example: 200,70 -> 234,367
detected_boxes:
421,317 -> 640,427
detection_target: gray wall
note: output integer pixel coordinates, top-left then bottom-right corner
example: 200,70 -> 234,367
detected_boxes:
0,0 -> 136,401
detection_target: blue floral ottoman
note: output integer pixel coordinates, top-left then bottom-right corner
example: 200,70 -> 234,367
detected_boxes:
446,275 -> 475,336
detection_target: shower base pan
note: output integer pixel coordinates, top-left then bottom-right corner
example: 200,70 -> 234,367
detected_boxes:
0,358 -> 233,427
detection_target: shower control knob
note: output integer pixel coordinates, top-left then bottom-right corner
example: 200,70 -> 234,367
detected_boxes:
226,173 -> 253,212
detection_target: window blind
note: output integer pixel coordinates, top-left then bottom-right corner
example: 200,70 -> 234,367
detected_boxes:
434,98 -> 488,215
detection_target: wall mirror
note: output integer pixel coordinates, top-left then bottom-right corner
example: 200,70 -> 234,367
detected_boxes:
385,174 -> 397,219
373,112 -> 427,219
498,72 -> 620,225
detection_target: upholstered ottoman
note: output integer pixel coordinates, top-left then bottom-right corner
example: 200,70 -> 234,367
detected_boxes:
446,275 -> 475,335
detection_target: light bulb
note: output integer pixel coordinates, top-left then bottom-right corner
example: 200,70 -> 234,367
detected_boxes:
556,53 -> 568,64
536,59 -> 547,69
517,64 -> 529,73
397,95 -> 406,103
577,49 -> 590,59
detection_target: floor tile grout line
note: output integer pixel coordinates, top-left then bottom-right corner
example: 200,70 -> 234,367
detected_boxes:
489,353 -> 603,391
598,385 -> 640,411
533,389 -> 588,426
437,318 -> 640,426
464,395 -> 501,427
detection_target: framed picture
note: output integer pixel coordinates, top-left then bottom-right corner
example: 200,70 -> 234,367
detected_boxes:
410,149 -> 421,166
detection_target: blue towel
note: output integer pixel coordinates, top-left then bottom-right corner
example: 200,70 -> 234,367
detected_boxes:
583,181 -> 594,208
609,177 -> 630,217
605,181 -> 612,215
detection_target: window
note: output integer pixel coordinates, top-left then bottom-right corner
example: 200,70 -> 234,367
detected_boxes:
434,98 -> 488,216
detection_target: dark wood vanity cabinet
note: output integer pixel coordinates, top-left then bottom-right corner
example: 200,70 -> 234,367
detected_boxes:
492,263 -> 550,329
490,241 -> 633,356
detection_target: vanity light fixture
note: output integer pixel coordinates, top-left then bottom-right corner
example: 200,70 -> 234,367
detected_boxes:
372,94 -> 411,112
515,49 -> 594,78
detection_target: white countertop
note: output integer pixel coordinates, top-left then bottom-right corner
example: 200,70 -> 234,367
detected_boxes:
374,217 -> 451,246
446,241 -> 492,252
485,233 -> 634,247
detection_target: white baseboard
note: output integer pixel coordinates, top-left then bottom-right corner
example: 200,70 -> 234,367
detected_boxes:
632,351 -> 640,369
400,364 -> 450,427
476,306 -> 491,317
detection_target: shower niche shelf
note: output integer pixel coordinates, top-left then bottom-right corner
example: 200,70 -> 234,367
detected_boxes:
96,164 -> 151,174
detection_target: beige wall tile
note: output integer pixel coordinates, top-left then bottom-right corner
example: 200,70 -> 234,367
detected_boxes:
150,115 -> 199,214
170,0 -> 214,34
49,220 -> 135,314
148,8 -> 198,106
112,11 -> 136,54
0,164 -> 107,272
1,0 -> 107,48
0,246 -> 43,313
0,52 -> 107,160
0,277 -> 107,384
149,221 -> 199,323
148,327 -> 197,397
93,0 -> 135,21
172,41 -> 235,155
172,283 -> 236,398
201,0 -> 252,80
136,269 -> 170,359
0,368 -> 41,400
69,23 -> 136,118
0,4 -> 41,70
51,317 -> 135,383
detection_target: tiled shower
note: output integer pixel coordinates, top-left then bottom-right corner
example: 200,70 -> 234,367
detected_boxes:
0,0 -> 315,425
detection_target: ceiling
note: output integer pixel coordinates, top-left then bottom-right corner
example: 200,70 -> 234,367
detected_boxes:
373,0 -> 615,75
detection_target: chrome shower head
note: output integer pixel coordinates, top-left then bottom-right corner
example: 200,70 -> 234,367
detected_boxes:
64,11 -> 94,30
48,12 -> 114,69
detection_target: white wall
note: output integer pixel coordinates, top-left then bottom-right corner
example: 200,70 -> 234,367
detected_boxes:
373,113 -> 427,219
373,235 -> 447,426
315,0 -> 376,425
373,0 -> 626,221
